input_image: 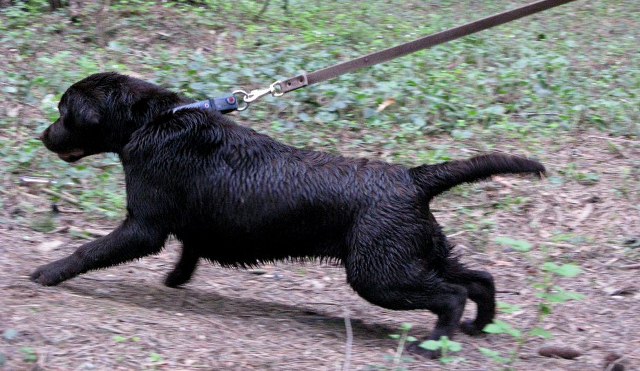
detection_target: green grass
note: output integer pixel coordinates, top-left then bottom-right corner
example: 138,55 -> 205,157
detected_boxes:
0,0 -> 638,218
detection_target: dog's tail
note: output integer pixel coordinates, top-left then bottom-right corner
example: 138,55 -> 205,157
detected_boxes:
409,153 -> 545,200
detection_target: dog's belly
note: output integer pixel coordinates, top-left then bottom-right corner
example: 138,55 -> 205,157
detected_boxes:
173,217 -> 348,266
166,184 -> 354,265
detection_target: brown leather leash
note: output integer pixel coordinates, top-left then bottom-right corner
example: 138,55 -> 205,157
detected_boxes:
227,0 -> 579,111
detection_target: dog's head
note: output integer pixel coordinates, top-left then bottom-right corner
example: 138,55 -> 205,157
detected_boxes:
41,72 -> 183,162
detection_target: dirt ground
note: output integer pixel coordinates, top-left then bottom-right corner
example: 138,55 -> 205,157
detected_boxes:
1,130 -> 638,370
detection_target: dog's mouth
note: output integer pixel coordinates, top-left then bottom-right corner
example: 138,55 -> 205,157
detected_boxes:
57,149 -> 86,163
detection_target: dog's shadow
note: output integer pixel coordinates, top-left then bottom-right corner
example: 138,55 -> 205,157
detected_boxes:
63,277 -> 394,342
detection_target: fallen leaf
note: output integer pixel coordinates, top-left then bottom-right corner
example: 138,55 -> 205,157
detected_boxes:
376,98 -> 396,112
493,260 -> 514,267
538,345 -> 581,359
36,240 -> 64,252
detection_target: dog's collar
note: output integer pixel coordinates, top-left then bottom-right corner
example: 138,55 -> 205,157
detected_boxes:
172,95 -> 239,115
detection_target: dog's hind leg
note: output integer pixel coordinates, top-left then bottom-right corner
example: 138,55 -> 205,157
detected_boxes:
444,262 -> 496,335
165,244 -> 199,288
31,218 -> 167,286
349,272 -> 468,359
346,243 -> 468,359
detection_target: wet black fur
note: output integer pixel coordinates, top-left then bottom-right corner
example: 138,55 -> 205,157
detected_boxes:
33,72 -> 545,358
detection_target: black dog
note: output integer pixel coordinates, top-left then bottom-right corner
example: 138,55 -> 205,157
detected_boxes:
33,72 -> 544,358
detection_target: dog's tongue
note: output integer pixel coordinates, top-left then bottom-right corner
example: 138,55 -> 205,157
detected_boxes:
58,149 -> 86,163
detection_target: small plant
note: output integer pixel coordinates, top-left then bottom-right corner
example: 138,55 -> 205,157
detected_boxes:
385,323 -> 417,370
418,336 -> 464,365
382,324 -> 464,369
20,347 -> 38,363
480,237 -> 585,369
149,352 -> 163,364
113,335 -> 141,343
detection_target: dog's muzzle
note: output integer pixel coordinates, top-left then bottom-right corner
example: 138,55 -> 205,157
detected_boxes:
40,126 -> 87,163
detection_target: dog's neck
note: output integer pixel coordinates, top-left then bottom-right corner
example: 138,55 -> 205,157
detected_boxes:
135,90 -> 189,123
109,90 -> 190,155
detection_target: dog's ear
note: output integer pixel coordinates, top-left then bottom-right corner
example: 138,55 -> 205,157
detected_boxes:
71,105 -> 100,128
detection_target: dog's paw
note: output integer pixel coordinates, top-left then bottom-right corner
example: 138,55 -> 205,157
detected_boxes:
407,342 -> 441,360
164,270 -> 190,288
460,319 -> 485,336
30,262 -> 68,286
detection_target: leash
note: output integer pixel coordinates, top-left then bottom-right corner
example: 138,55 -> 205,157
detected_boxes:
175,0 -> 577,114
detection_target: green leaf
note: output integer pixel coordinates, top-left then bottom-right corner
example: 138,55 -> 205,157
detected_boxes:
539,302 -> 552,316
483,320 -> 521,338
544,289 -> 585,303
20,347 -> 37,363
529,327 -> 553,339
400,323 -> 413,332
389,334 -> 400,339
497,301 -> 522,314
113,335 -> 127,343
149,352 -> 163,363
483,323 -> 504,334
419,340 -> 441,351
495,237 -> 532,252
479,347 -> 509,363
483,105 -> 506,116
478,347 -> 500,357
406,336 -> 418,342
543,262 -> 582,277
446,340 -> 462,352
440,356 -> 456,364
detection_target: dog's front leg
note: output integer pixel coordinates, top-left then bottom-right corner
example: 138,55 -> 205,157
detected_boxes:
31,218 -> 168,286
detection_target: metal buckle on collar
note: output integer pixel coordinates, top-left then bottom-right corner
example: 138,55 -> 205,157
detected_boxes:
172,95 -> 239,114
232,81 -> 284,111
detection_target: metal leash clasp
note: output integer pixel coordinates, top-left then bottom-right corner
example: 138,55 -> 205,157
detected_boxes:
232,81 -> 284,111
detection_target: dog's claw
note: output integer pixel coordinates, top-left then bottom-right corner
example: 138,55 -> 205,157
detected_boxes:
164,271 -> 189,288
460,319 -> 484,336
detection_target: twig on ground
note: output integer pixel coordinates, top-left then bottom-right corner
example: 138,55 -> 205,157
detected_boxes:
543,241 -> 580,249
513,112 -> 560,118
432,202 -> 496,212
619,263 -> 640,270
342,309 -> 352,371
69,226 -> 110,237
568,202 -> 594,230
446,230 -> 466,238
97,325 -> 126,334
602,257 -> 621,266
42,188 -> 81,206
79,276 -> 121,282
587,135 -> 639,144
392,328 -> 410,367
